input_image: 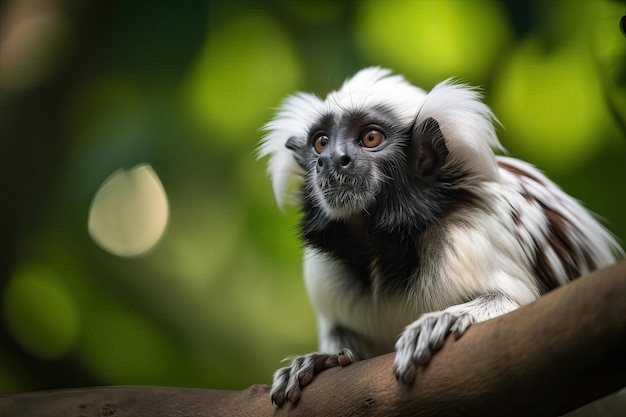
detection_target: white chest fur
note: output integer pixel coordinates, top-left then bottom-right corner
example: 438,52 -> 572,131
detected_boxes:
303,247 -> 419,355
301,206 -> 544,357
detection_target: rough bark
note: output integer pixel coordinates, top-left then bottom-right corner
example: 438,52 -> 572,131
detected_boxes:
1,260 -> 625,417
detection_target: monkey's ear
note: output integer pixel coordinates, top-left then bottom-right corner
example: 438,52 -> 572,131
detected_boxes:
413,117 -> 448,177
285,135 -> 305,151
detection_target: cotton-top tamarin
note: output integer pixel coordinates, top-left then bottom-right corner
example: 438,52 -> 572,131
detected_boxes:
258,67 -> 623,407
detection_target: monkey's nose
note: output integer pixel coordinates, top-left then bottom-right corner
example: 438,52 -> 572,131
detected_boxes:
331,152 -> 352,170
316,152 -> 352,174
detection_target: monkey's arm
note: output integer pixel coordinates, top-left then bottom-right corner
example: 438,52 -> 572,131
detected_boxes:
3,260 -> 625,417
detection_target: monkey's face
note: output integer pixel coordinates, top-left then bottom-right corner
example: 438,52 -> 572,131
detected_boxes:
262,68 -> 502,228
296,109 -> 413,220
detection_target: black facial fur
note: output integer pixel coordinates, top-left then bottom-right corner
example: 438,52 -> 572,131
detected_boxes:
289,110 -> 477,292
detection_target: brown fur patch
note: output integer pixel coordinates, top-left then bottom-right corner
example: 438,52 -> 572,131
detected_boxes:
499,161 -> 586,292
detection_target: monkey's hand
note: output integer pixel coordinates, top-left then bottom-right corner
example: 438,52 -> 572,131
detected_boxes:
393,311 -> 474,385
393,293 -> 521,384
270,348 -> 356,406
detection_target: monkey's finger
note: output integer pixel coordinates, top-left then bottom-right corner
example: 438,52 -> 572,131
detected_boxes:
282,356 -> 308,404
394,322 -> 428,384
394,325 -> 420,358
393,358 -> 416,385
285,373 -> 303,405
451,313 -> 474,339
429,312 -> 454,351
270,390 -> 287,406
320,355 -> 339,368
270,366 -> 290,406
413,316 -> 436,366
313,353 -> 347,372
297,354 -> 321,387
337,348 -> 356,366
393,326 -> 423,383
285,385 -> 302,405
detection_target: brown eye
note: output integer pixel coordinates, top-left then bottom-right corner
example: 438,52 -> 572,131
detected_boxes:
361,130 -> 384,148
314,135 -> 329,154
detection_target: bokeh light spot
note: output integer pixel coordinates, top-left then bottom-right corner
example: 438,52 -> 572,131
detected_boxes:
88,164 -> 169,257
183,13 -> 301,146
0,8 -> 72,92
355,0 -> 511,85
491,37 -> 608,170
3,265 -> 80,360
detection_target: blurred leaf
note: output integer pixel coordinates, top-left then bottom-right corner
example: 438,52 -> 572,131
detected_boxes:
491,36 -> 611,171
183,12 -> 302,148
3,265 -> 80,360
355,0 -> 512,85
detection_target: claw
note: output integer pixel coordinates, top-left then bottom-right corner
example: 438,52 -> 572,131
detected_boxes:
451,313 -> 474,339
271,392 -> 286,406
394,311 -> 472,385
337,348 -> 356,366
429,312 -> 454,350
286,387 -> 301,405
413,316 -> 435,366
270,367 -> 290,406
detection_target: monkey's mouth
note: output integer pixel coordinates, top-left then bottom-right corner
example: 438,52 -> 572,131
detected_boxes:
311,173 -> 377,219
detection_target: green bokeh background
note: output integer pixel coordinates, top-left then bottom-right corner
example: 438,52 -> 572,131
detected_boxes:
1,0 -> 625,392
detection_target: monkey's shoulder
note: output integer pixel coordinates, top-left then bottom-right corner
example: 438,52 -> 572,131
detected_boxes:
494,156 -> 621,287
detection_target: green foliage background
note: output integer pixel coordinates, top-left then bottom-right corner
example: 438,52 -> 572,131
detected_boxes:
1,0 -> 625,392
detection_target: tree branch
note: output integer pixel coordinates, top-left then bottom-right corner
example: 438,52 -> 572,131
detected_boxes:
2,260 -> 625,417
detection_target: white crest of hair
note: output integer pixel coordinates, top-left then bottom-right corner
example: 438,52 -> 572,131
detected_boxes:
415,79 -> 504,183
260,67 -> 507,206
328,67 -> 426,124
259,92 -> 322,207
